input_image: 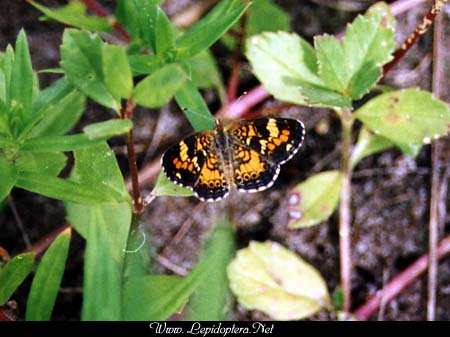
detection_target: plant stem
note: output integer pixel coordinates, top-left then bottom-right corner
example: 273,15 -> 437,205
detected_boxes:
120,99 -> 144,216
339,109 -> 354,312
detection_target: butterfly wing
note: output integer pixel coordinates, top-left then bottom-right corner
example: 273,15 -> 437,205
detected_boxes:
228,117 -> 305,165
161,130 -> 229,202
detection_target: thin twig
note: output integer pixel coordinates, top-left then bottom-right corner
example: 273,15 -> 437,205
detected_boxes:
427,3 -> 447,320
382,0 -> 448,76
353,234 -> 450,320
7,196 -> 32,250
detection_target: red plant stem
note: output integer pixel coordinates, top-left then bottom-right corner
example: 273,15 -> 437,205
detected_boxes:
353,234 -> 450,320
121,99 -> 144,215
382,0 -> 447,76
226,10 -> 248,103
79,0 -> 130,42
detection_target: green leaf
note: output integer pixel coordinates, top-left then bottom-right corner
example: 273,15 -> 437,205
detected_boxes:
15,151 -> 67,176
83,119 -> 133,140
128,54 -> 162,76
187,221 -> 236,320
26,88 -> 85,138
315,12 -> 394,99
246,32 -> 323,106
287,170 -> 342,229
27,0 -> 111,32
354,89 -> 450,155
227,241 -> 330,320
132,64 -> 188,108
61,29 -> 119,110
115,0 -> 140,39
26,228 -> 71,321
174,80 -> 215,131
350,127 -> 394,169
123,261 -> 208,320
152,171 -> 194,198
21,134 -> 103,152
247,0 -> 290,36
10,30 -> 34,117
0,252 -> 35,305
188,49 -> 225,101
176,3 -> 250,59
102,45 -> 133,100
155,7 -> 175,57
65,142 -> 132,320
16,171 -> 123,204
132,0 -> 158,52
0,154 -> 17,203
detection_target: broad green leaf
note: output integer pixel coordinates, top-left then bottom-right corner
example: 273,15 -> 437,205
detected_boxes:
0,252 -> 35,305
188,49 -> 225,102
128,54 -> 162,76
16,171 -> 123,204
354,89 -> 450,155
65,142 -> 132,320
28,0 -> 111,32
247,0 -> 290,36
188,221 -> 236,320
133,64 -> 188,108
26,88 -> 85,138
10,30 -> 34,117
115,0 -> 140,39
132,0 -> 158,52
175,80 -> 215,131
155,7 -> 175,57
102,45 -> 133,99
152,171 -> 194,198
122,228 -> 152,279
61,29 -> 119,110
315,12 -> 394,99
0,155 -> 17,202
21,134 -> 103,152
123,261 -> 208,320
70,142 -> 130,203
176,3 -> 250,60
227,241 -> 330,320
246,32 -> 323,106
83,119 -> 133,140
287,170 -> 342,229
350,127 -> 394,169
15,151 -> 67,176
30,77 -> 73,118
26,228 -> 71,321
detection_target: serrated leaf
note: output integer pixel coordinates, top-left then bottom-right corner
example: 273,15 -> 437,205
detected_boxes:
152,171 -> 194,198
0,154 -> 17,202
26,228 -> 71,321
227,241 -> 330,320
61,29 -> 119,110
102,45 -> 133,100
188,221 -> 236,320
0,252 -> 35,305
83,119 -> 133,140
315,12 -> 394,100
175,80 -> 215,131
123,261 -> 208,320
28,0 -> 111,32
246,32 -> 323,106
133,64 -> 188,108
287,170 -> 342,229
350,127 -> 394,169
354,89 -> 450,153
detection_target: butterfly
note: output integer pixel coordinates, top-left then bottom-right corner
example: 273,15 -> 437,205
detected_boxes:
161,117 -> 305,202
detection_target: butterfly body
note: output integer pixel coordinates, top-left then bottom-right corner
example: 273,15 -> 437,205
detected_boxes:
161,117 -> 305,202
